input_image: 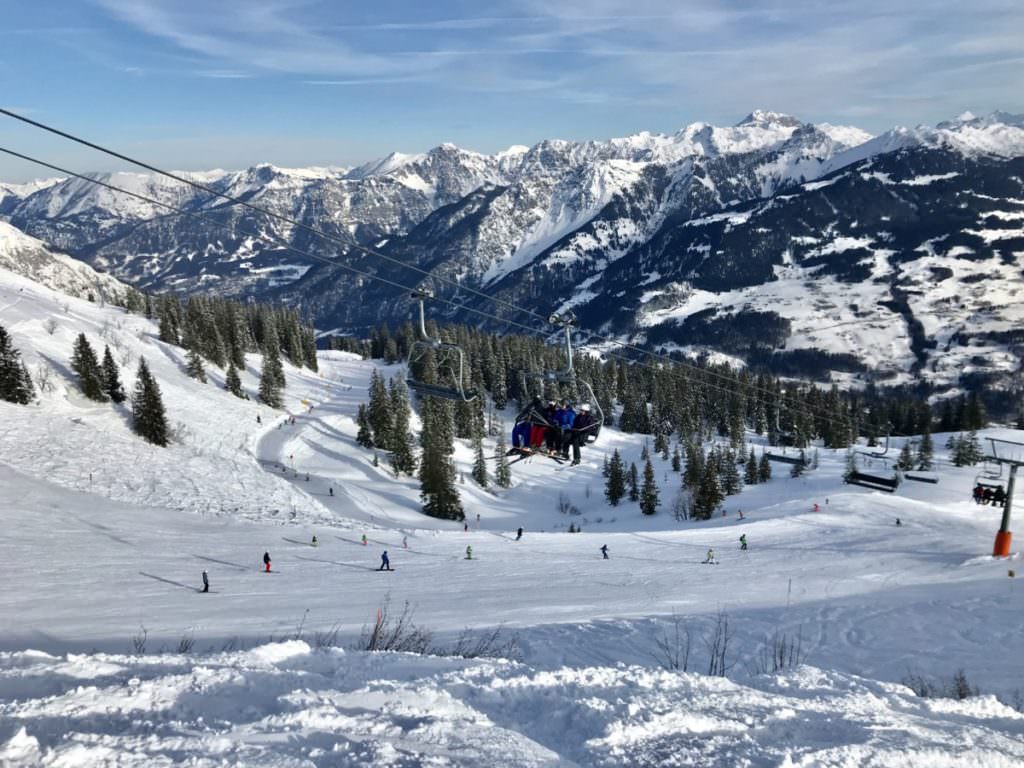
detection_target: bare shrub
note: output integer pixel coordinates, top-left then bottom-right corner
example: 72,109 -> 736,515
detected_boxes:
751,628 -> 807,675
704,610 -> 734,677
556,492 -> 580,516
315,623 -> 343,649
357,598 -> 432,653
441,626 -> 522,662
43,318 -> 58,335
651,612 -> 691,672
901,668 -> 980,700
176,630 -> 195,654
131,624 -> 148,655
33,363 -> 56,394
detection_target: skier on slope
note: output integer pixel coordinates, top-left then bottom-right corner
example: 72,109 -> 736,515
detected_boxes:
704,548 -> 715,564
739,534 -> 747,551
600,544 -> 609,559
466,545 -> 473,560
263,551 -> 271,572
201,570 -> 209,593
378,551 -> 392,571
362,534 -> 368,546
402,535 -> 408,549
516,527 -> 523,541
311,535 -> 319,547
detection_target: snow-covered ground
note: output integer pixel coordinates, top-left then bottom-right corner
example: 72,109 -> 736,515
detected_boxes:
1,265 -> 1024,764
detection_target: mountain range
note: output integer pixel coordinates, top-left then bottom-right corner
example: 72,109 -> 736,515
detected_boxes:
2,109 -> 1023,393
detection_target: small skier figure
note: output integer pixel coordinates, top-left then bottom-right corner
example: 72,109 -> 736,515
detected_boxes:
600,544 -> 609,559
465,545 -> 473,560
201,570 -> 209,593
813,503 -> 820,513
312,535 -> 319,547
305,473 -> 310,482
329,487 -> 334,497
516,527 -> 523,541
257,414 -> 262,425
739,534 -> 748,551
896,518 -> 902,527
703,549 -> 715,564
402,535 -> 408,549
378,551 -> 392,571
464,522 -> 469,532
361,534 -> 368,546
476,513 -> 481,526
738,510 -> 744,520
263,551 -> 271,572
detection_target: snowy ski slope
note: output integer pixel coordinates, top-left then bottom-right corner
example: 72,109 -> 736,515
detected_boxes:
1,266 -> 1023,765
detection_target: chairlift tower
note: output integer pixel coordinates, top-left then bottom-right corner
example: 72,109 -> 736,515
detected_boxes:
984,437 -> 1024,557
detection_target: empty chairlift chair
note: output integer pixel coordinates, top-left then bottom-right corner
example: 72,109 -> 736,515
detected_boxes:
405,289 -> 478,402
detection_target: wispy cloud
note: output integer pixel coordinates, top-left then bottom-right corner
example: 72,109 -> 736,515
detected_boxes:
89,0 -> 1024,132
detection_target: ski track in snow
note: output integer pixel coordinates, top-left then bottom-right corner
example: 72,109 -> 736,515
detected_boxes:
1,264 -> 1024,764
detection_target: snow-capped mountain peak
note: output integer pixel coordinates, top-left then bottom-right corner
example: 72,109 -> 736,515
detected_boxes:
737,109 -> 803,128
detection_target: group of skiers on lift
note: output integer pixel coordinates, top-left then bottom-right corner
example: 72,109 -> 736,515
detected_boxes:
511,398 -> 595,465
972,483 -> 1007,507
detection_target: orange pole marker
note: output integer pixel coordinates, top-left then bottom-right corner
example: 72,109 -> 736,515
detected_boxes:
994,530 -> 1012,558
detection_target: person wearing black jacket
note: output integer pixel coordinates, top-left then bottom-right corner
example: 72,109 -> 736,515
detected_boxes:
570,404 -> 595,465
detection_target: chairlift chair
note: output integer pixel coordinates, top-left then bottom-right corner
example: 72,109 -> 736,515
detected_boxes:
501,310 -> 603,465
404,289 -> 477,402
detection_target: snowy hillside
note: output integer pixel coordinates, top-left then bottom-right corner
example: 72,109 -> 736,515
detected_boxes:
1,260 -> 1024,762
0,220 -> 131,304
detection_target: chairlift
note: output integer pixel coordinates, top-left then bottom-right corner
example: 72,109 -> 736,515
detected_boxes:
404,289 -> 477,402
845,470 -> 900,492
502,310 -> 603,465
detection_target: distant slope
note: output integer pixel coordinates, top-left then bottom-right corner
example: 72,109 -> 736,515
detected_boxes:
0,220 -> 132,303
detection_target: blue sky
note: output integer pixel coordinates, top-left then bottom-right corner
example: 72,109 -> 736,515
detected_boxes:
1,0 -> 1022,181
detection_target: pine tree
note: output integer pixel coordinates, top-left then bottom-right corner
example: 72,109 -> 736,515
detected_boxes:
694,457 -> 722,520
258,339 -> 284,408
131,357 -> 169,446
843,448 -> 858,480
671,445 -> 682,473
388,378 -> 416,475
14,362 -> 35,404
789,459 -> 805,478
640,458 -> 659,515
224,360 -> 245,398
641,441 -> 650,461
0,325 -> 34,404
917,428 -> 934,471
418,353 -> 464,521
605,449 -> 626,506
355,404 -> 375,448
70,333 -> 107,402
722,449 -> 742,495
186,343 -> 207,383
101,345 -> 126,403
367,369 -> 393,450
744,448 -> 759,485
757,451 -> 772,482
628,462 -> 640,502
472,433 -> 489,488
495,431 -> 512,488
683,441 -> 704,489
896,442 -> 914,471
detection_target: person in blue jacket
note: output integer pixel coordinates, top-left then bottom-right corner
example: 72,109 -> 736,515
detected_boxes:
558,401 -> 576,458
378,550 -> 392,571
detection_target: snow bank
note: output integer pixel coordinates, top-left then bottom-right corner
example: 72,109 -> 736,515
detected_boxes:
2,646 -> 1021,766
